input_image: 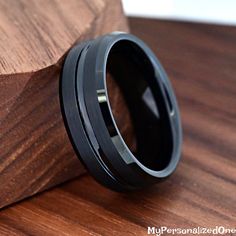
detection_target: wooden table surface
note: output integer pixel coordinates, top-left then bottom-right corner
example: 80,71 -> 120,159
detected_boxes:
0,18 -> 235,235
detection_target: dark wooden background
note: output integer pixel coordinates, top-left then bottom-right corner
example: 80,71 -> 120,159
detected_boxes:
0,18 -> 235,235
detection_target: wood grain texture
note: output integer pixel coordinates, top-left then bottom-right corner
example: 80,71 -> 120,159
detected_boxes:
0,0 -> 117,74
0,18 -> 235,235
0,0 -> 128,209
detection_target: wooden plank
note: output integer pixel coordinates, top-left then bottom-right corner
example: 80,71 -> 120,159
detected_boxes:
1,18 -> 235,234
0,0 -> 128,208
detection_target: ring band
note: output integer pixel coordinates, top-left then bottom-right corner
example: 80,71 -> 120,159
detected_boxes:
60,33 -> 182,191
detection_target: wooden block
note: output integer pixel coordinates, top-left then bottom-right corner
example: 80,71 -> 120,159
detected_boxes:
0,0 -> 129,208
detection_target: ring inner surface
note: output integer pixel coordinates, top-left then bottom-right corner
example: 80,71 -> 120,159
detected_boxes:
106,40 -> 173,171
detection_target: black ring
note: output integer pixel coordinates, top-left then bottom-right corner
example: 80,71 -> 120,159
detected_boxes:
60,32 -> 182,191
